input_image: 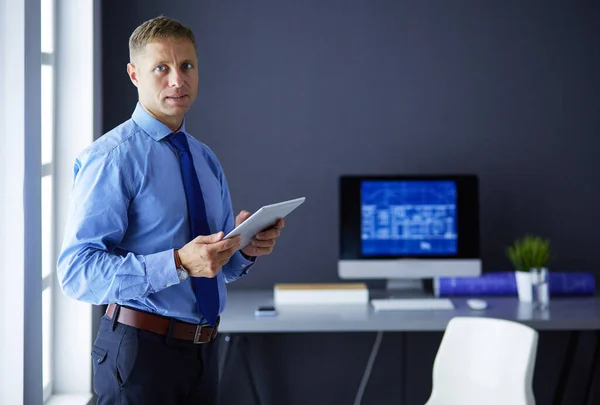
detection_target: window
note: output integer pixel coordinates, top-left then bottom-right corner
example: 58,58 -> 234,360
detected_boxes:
41,0 -> 55,401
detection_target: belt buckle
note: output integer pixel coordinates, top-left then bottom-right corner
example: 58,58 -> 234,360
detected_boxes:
193,324 -> 207,344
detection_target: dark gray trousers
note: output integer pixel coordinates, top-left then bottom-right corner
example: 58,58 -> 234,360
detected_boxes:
92,313 -> 220,405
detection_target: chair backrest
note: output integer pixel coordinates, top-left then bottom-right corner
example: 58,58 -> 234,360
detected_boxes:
426,316 -> 538,405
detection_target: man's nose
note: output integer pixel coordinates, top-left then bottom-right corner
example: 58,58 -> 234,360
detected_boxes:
169,71 -> 184,87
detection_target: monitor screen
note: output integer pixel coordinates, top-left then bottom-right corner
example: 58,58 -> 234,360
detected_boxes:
361,181 -> 458,256
339,175 -> 481,279
361,180 -> 457,256
340,175 -> 480,260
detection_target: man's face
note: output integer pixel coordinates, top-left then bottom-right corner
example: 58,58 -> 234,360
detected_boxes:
127,38 -> 198,130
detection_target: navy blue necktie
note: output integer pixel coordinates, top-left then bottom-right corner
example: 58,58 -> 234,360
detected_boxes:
168,132 -> 220,327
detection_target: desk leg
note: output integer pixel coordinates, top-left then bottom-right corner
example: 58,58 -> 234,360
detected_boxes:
401,332 -> 406,404
240,335 -> 265,405
219,334 -> 232,382
353,331 -> 384,405
583,331 -> 600,405
552,330 -> 580,405
219,334 -> 264,405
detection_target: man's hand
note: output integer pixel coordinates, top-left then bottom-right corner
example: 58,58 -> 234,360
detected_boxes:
236,210 -> 286,258
178,232 -> 242,278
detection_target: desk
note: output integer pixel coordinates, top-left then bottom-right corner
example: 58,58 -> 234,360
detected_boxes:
219,291 -> 600,405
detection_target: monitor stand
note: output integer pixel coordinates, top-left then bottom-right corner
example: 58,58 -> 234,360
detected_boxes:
371,278 -> 453,310
384,279 -> 431,298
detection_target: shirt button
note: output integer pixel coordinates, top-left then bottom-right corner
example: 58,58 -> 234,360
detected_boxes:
242,264 -> 247,268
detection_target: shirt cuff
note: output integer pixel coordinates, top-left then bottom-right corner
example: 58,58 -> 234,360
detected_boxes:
231,250 -> 256,276
145,249 -> 180,292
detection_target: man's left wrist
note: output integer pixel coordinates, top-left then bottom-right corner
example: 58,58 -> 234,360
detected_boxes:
240,250 -> 255,261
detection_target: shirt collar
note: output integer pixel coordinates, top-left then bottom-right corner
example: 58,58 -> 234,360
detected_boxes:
131,102 -> 188,141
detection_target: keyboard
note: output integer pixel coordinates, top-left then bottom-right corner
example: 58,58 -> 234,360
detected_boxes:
371,298 -> 455,311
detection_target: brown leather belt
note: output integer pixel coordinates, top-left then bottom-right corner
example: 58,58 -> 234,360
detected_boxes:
106,304 -> 219,344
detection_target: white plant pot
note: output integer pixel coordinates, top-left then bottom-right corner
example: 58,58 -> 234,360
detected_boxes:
515,270 -> 532,302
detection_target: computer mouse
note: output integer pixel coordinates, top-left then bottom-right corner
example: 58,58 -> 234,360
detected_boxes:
466,299 -> 488,311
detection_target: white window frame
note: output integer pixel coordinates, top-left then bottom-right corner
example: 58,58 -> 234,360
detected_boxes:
49,0 -> 96,403
0,0 -> 27,403
1,0 -> 43,404
2,1 -> 98,403
41,0 -> 56,401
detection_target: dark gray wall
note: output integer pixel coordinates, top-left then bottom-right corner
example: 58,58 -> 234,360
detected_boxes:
101,1 -> 600,404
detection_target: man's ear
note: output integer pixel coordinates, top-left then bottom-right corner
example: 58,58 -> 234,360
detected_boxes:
127,63 -> 139,88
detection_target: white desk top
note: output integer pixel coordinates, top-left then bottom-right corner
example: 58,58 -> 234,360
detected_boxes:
219,290 -> 600,333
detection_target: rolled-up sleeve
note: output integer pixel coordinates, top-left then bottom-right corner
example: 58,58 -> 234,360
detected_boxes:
56,151 -> 179,305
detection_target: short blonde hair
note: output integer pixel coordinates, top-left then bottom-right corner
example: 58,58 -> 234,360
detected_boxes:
129,16 -> 196,60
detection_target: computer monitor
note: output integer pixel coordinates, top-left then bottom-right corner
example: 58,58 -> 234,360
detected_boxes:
338,175 -> 481,291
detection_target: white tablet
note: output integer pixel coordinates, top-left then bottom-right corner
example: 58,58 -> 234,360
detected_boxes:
224,197 -> 306,249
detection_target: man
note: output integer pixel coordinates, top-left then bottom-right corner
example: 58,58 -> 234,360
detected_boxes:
57,16 -> 284,405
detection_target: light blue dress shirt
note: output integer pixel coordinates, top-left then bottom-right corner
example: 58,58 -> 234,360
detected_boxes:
57,103 -> 254,324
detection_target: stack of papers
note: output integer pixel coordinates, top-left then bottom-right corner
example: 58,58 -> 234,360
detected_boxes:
274,283 -> 369,305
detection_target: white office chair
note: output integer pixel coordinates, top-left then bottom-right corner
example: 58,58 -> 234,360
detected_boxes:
425,316 -> 538,405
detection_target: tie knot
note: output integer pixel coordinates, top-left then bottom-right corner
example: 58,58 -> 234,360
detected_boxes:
168,132 -> 190,153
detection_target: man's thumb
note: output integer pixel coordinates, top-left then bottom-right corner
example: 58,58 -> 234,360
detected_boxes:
236,210 -> 251,226
197,231 -> 224,244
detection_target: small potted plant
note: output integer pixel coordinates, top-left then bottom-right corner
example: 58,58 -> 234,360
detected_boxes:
506,235 -> 552,302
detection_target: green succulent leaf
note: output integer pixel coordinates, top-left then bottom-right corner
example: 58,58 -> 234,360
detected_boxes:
505,235 -> 553,272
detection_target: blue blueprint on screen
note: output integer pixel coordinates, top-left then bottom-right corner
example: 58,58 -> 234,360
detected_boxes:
361,181 -> 458,256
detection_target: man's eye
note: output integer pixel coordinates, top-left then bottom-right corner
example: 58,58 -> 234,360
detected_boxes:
155,65 -> 166,72
182,63 -> 193,70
